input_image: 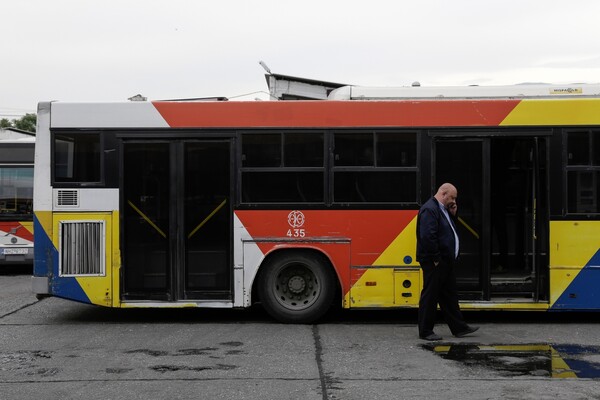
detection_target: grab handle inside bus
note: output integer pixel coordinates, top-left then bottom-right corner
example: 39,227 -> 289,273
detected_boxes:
188,199 -> 227,239
127,200 -> 167,238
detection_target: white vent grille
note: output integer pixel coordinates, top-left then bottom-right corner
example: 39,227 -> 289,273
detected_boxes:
57,190 -> 79,207
59,221 -> 105,276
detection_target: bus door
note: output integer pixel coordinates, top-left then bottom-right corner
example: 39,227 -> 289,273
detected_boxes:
122,140 -> 233,302
434,139 -> 486,300
434,135 -> 548,302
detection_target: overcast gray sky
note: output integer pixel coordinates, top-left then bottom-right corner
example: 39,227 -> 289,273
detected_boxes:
2,0 -> 600,118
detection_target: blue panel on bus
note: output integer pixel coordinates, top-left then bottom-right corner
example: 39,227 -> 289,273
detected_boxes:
33,215 -> 91,304
50,276 -> 91,304
552,249 -> 600,310
33,215 -> 52,277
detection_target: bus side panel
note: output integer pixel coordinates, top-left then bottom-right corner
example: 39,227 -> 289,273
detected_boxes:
550,221 -> 600,310
49,213 -> 114,306
350,215 -> 420,307
32,102 -> 53,293
235,213 -> 352,308
44,211 -> 91,304
551,264 -> 600,310
33,211 -> 54,280
235,209 -> 419,308
36,211 -> 93,305
32,210 -> 99,305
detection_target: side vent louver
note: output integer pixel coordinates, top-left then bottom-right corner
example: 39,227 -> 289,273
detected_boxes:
59,221 -> 105,276
57,190 -> 79,207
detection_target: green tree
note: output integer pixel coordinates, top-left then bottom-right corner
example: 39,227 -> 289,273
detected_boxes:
0,114 -> 36,133
13,113 -> 37,133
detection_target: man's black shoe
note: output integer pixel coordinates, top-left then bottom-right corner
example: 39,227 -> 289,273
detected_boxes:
454,326 -> 479,338
420,333 -> 443,341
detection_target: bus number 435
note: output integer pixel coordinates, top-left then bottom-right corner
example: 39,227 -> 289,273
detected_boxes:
287,229 -> 305,238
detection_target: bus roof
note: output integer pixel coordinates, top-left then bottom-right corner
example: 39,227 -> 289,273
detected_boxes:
328,83 -> 600,100
42,98 -> 600,129
44,79 -> 600,131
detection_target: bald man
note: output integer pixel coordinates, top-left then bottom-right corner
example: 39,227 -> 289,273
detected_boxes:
416,183 -> 479,341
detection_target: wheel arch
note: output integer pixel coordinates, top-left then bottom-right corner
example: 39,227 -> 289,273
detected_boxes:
250,246 -> 342,307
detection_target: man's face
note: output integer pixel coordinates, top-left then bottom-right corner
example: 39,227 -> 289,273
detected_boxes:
444,190 -> 457,208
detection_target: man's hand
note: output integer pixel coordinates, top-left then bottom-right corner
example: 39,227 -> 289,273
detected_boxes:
448,202 -> 457,216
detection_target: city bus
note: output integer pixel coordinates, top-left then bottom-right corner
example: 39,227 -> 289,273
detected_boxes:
32,84 -> 600,322
0,133 -> 34,265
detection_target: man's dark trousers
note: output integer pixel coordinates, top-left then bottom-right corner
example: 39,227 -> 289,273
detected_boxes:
418,259 -> 469,337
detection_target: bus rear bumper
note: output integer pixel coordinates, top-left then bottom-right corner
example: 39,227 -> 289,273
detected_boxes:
32,276 -> 49,295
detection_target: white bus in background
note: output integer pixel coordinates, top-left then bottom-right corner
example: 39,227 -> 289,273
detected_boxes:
0,129 -> 35,265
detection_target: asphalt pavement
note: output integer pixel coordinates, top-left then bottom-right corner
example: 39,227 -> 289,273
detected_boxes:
1,267 -> 600,400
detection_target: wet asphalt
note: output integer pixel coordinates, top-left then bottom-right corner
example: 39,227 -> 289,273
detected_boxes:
2,267 -> 600,400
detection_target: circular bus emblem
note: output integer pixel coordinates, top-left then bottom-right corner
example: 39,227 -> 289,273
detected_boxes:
287,210 -> 305,228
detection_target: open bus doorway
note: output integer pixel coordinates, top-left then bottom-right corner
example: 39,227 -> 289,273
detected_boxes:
121,140 -> 233,302
434,135 -> 548,302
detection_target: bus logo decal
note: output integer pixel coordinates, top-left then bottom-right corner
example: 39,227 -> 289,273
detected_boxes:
287,211 -> 306,238
287,211 -> 305,228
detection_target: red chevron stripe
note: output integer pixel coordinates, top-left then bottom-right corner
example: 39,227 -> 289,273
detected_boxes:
153,100 -> 520,128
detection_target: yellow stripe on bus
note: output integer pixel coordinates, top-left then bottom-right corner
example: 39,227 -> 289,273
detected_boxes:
501,99 -> 600,126
373,216 -> 418,266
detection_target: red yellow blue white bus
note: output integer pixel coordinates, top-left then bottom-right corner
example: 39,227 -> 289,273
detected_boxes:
0,134 -> 34,265
32,84 -> 600,322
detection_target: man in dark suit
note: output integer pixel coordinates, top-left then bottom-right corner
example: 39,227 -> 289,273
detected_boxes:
416,183 -> 479,341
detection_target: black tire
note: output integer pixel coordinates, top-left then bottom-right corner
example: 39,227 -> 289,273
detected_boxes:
258,251 -> 336,324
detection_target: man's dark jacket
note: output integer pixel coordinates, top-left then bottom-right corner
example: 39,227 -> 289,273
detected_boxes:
416,197 -> 458,264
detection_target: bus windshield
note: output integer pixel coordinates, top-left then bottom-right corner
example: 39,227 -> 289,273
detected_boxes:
0,166 -> 33,217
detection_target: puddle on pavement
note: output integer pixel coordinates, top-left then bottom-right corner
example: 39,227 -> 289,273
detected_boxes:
423,343 -> 600,378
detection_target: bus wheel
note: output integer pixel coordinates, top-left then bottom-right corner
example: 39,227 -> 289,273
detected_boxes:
259,252 -> 335,324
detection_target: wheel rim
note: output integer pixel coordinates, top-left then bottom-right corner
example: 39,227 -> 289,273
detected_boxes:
272,262 -> 321,311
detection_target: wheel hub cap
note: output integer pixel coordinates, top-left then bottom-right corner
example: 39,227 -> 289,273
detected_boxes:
288,276 -> 306,294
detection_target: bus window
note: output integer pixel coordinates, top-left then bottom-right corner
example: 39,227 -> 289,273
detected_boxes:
241,132 -> 324,204
566,129 -> 600,214
567,131 -> 589,165
53,132 -> 102,184
284,133 -> 324,167
242,171 -> 323,202
242,133 -> 281,167
568,171 -> 599,214
334,171 -> 416,203
334,133 -> 373,166
0,167 -> 33,216
333,131 -> 418,204
377,132 -> 417,167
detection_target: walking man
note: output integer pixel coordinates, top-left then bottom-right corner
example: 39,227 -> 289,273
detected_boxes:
416,183 -> 479,341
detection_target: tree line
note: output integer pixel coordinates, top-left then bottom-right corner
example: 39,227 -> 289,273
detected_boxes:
0,113 -> 37,133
